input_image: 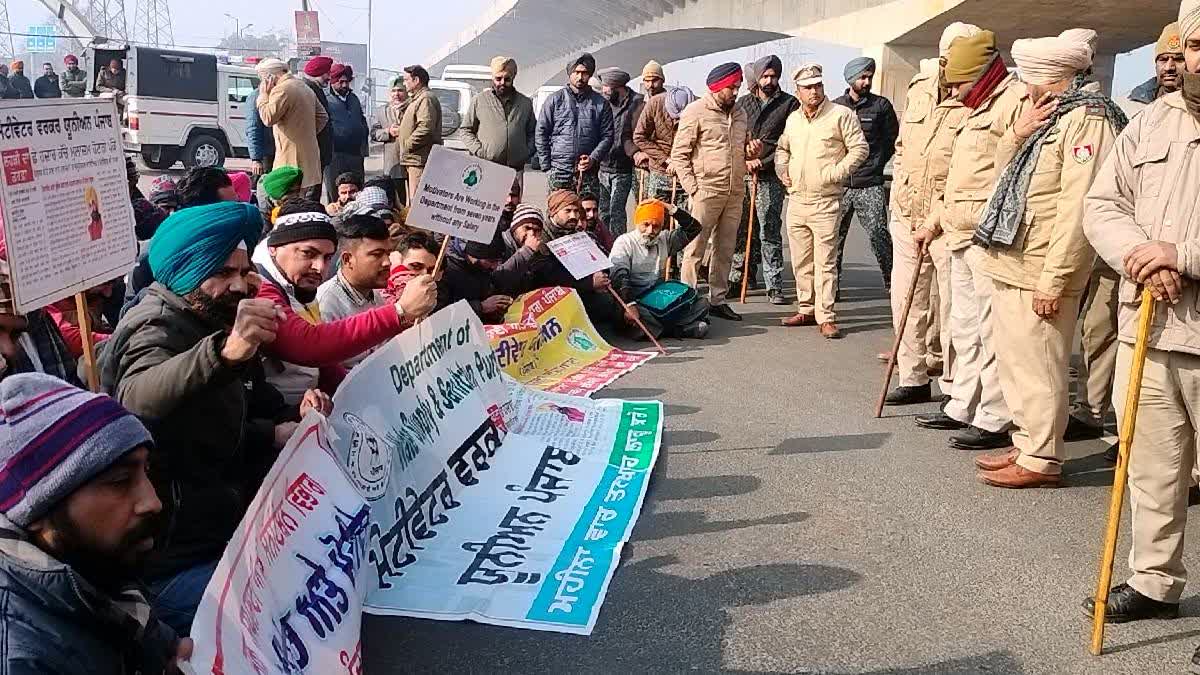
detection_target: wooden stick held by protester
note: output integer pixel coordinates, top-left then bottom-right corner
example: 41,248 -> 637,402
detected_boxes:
609,286 -> 666,355
875,242 -> 926,418
1090,287 -> 1157,656
431,235 -> 451,278
739,174 -> 759,304
664,176 -> 678,278
75,292 -> 100,392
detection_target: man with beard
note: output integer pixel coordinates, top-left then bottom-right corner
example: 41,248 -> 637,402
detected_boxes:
580,192 -> 614,252
326,171 -> 363,216
33,62 -> 60,98
462,56 -> 536,172
833,56 -> 899,291
598,68 -> 643,240
730,54 -> 799,304
60,54 -> 85,98
8,61 -> 32,99
371,76 -> 410,197
256,58 -> 327,198
536,53 -> 613,197
323,63 -> 369,204
253,200 -> 437,403
99,201 -> 313,634
0,373 -> 192,672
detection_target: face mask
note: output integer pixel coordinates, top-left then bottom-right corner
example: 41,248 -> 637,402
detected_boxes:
1182,71 -> 1200,119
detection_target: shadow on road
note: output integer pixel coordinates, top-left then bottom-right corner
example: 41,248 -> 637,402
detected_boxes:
655,474 -> 762,501
771,433 -> 892,455
665,429 -> 722,447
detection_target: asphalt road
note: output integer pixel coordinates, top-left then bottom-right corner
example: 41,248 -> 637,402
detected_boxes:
142,160 -> 1200,674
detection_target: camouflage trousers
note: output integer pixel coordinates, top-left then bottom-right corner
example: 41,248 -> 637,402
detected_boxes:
836,184 -> 892,288
729,175 -> 786,292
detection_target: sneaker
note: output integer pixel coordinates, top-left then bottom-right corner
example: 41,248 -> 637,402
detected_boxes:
884,383 -> 932,406
679,320 -> 709,339
1082,583 -> 1179,624
767,289 -> 787,305
710,304 -> 742,321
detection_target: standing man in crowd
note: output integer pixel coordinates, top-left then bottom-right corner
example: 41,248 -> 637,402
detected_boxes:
246,76 -> 275,179
670,62 -> 760,323
973,34 -> 1123,489
597,68 -> 643,241
399,65 -> 443,203
776,64 -> 868,339
33,62 -> 60,98
8,61 -> 31,99
630,60 -> 666,201
910,31 -> 1021,450
1082,1 -> 1200,646
730,54 -> 798,304
255,58 -> 328,198
371,75 -> 410,196
834,56 -> 899,293
635,84 -> 695,208
60,54 -> 85,97
462,57 -> 536,176
536,53 -> 614,197
324,63 -> 369,203
301,56 -> 335,199
1122,22 -> 1184,117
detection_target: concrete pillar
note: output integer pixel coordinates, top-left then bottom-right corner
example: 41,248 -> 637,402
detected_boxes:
1091,52 -> 1116,96
864,43 -> 929,115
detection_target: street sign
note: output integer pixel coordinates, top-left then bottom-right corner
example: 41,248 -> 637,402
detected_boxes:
294,10 -> 321,50
25,25 -> 55,54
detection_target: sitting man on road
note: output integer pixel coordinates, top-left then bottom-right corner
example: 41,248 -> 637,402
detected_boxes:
0,373 -> 191,673
439,227 -> 515,323
326,170 -> 363,216
316,212 -> 393,367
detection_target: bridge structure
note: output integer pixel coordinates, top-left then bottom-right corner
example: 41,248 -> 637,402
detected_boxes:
426,0 -> 1177,110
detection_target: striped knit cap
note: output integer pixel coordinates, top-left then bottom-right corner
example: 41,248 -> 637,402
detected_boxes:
511,203 -> 546,230
0,373 -> 152,527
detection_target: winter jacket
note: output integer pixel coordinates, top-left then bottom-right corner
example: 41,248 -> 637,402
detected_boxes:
98,283 -> 294,580
327,90 -> 369,157
536,85 -> 615,184
736,90 -> 800,177
602,90 -> 644,173
610,208 -> 701,300
832,90 -> 898,188
60,67 -> 85,97
633,92 -> 678,173
492,239 -> 601,298
775,99 -> 869,200
245,88 -> 275,162
371,100 -> 408,175
0,75 -> 15,100
399,86 -> 443,168
95,68 -> 124,94
0,518 -> 179,674
1119,77 -> 1162,118
461,87 -> 536,169
9,73 -> 32,99
33,74 -> 60,98
257,73 -> 328,189
303,77 -> 334,168
670,93 -> 750,198
437,254 -> 496,319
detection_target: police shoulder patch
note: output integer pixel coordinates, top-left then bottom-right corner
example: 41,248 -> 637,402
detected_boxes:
1086,102 -> 1106,118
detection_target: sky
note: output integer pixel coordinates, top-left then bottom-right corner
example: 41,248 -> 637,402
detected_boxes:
2,0 -> 1157,97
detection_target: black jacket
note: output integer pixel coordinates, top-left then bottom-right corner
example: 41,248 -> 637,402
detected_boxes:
327,90 -> 369,156
736,90 -> 799,178
33,74 -> 60,98
602,90 -> 644,173
833,90 -> 898,188
303,78 -> 334,167
8,73 -> 32,99
438,254 -> 495,320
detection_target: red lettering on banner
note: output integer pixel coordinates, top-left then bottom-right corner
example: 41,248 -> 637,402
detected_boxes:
1,149 -> 32,185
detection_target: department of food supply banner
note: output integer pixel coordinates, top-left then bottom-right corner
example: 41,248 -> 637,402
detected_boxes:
485,286 -> 656,397
189,419 -> 372,675
327,301 -> 662,635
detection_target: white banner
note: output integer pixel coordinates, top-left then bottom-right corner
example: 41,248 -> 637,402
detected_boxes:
406,145 -> 516,244
0,98 -> 136,312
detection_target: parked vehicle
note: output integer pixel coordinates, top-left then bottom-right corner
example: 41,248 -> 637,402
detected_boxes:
440,65 -> 491,94
430,78 -> 469,152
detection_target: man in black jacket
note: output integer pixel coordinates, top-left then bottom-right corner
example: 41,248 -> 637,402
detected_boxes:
833,57 -> 899,291
730,55 -> 799,305
598,68 -> 643,242
323,63 -> 369,203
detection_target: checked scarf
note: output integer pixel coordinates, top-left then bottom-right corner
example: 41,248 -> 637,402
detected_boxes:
973,74 -> 1128,248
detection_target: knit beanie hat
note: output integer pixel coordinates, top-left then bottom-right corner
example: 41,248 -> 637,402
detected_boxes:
0,373 -> 153,528
511,203 -> 546,230
261,166 -> 303,201
706,62 -> 742,92
641,60 -> 664,80
268,211 -> 337,247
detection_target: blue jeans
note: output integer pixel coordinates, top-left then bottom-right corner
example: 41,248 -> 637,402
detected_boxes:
599,170 -> 633,241
147,560 -> 219,636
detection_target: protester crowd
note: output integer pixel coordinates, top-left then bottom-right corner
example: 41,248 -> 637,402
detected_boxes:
1,0 -> 1200,669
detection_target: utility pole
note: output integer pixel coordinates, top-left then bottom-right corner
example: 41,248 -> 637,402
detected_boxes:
366,0 -> 372,109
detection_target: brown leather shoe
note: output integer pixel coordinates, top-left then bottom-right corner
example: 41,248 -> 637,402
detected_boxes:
819,322 -> 842,339
781,313 -> 815,327
977,463 -> 1062,489
973,447 -> 1019,471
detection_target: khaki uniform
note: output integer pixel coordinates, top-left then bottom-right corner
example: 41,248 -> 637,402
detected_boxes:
775,98 -> 868,322
670,94 -> 750,306
930,76 -> 1024,433
1085,93 -> 1200,602
890,63 -> 964,388
984,102 -> 1118,475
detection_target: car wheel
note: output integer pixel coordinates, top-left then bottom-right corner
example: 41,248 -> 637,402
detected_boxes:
141,146 -> 178,171
182,134 -> 226,168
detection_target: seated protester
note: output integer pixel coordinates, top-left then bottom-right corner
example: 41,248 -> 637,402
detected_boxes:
316,213 -> 392,367
611,199 -> 709,338
439,227 -> 515,323
175,166 -> 236,209
0,373 -> 189,672
384,232 -> 438,302
147,176 -> 179,214
252,199 -> 437,404
364,175 -> 402,209
127,156 -> 168,241
46,282 -> 113,358
451,175 -> 524,258
228,171 -> 253,203
99,201 -> 316,634
500,203 -> 546,260
326,171 -> 363,216
580,191 -> 615,253
256,165 -> 305,229
0,256 -> 77,385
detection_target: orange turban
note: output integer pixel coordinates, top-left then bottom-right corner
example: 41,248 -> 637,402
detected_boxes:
633,200 -> 666,227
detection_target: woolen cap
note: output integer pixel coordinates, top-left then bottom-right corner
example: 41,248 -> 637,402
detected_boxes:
1157,22 -> 1183,56
268,211 -> 337,247
641,60 -> 664,80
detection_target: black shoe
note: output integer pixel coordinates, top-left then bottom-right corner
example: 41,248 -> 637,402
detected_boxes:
915,411 -> 969,431
884,383 -> 932,406
767,289 -> 787,305
949,426 -> 1012,450
1082,583 -> 1179,624
1190,485 -> 1200,507
1103,443 -> 1118,463
1065,416 -> 1104,441
710,304 -> 742,321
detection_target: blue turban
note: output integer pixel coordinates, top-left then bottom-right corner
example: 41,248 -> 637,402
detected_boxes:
844,56 -> 876,83
148,202 -> 262,296
664,85 -> 696,120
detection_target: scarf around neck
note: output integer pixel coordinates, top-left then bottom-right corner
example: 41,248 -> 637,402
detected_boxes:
1181,71 -> 1200,119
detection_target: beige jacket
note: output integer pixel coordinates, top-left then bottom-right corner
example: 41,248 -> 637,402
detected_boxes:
893,69 -> 970,230
931,76 -> 1025,251
1085,92 -> 1200,355
669,93 -> 749,197
399,86 -> 443,168
983,103 -> 1118,296
256,73 -> 328,189
774,98 -> 868,199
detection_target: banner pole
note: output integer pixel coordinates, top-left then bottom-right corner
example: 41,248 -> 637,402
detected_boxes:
74,292 -> 100,392
432,235 -> 451,278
